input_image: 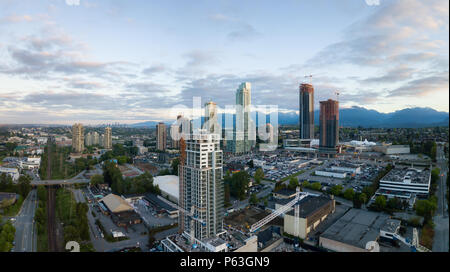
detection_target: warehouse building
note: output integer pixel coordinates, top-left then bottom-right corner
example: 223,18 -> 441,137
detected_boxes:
100,193 -> 142,227
319,209 -> 390,252
283,195 -> 335,239
373,145 -> 410,155
315,168 -> 348,179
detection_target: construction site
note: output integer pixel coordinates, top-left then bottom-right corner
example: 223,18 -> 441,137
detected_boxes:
224,207 -> 283,233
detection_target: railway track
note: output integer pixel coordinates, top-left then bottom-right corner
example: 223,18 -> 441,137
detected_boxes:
47,186 -> 57,251
45,141 -> 58,252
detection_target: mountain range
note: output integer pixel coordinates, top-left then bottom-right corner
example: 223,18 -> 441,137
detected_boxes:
130,107 -> 449,128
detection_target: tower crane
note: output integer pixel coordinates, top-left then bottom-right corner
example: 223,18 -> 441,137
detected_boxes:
335,90 -> 340,102
249,187 -> 313,233
304,74 -> 313,84
154,194 -> 206,244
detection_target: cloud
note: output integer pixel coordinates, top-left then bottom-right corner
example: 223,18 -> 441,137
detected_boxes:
65,0 -> 81,6
387,71 -> 449,97
142,64 -> 166,75
0,14 -> 33,23
365,0 -> 381,6
227,23 -> 261,42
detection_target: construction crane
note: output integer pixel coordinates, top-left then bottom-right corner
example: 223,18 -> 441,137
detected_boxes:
154,194 -> 206,244
335,90 -> 340,102
249,187 -> 312,233
304,74 -> 313,84
392,228 -> 432,252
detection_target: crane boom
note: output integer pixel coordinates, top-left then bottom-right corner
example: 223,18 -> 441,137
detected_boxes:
249,188 -> 310,233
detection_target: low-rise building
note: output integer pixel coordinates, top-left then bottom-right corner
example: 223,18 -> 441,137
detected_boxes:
379,167 -> 431,196
319,209 -> 390,252
0,167 -> 20,181
273,188 -> 297,200
315,169 -> 347,179
161,231 -> 258,252
283,195 -> 335,239
373,144 -> 410,155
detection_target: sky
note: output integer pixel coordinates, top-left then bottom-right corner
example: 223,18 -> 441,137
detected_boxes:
0,0 -> 448,125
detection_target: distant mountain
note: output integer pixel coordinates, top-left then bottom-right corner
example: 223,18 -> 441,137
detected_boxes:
129,121 -> 161,128
130,107 -> 449,128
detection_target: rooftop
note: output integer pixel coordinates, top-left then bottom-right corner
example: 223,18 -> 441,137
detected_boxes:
100,194 -> 134,213
381,167 -> 430,184
286,195 -> 334,218
320,209 -> 390,249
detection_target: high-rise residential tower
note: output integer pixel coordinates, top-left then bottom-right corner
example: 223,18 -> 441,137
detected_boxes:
319,99 -> 339,153
156,122 -> 167,151
299,83 -> 315,139
72,123 -> 84,153
227,82 -> 255,154
203,101 -> 219,134
104,127 -> 112,149
179,131 -> 224,240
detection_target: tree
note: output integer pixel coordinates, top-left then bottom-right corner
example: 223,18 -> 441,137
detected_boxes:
254,168 -> 264,184
301,180 -> 310,189
247,160 -> 254,168
330,185 -> 343,196
249,193 -> 258,205
288,177 -> 299,190
90,174 -> 104,186
359,193 -> 367,204
171,158 -> 180,176
158,169 -> 171,176
17,175 -> 32,198
415,198 -> 437,222
228,171 -> 250,200
387,197 -> 402,211
343,188 -> 355,200
374,195 -> 387,210
310,182 -> 322,191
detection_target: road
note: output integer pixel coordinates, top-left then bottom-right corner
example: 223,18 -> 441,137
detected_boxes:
13,189 -> 38,252
432,144 -> 449,252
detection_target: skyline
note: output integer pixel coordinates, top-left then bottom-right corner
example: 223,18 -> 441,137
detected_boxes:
0,0 -> 448,125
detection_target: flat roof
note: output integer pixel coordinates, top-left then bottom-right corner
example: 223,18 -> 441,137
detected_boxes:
381,167 -> 430,184
321,209 -> 390,249
144,193 -> 177,212
154,175 -> 179,200
286,195 -> 333,218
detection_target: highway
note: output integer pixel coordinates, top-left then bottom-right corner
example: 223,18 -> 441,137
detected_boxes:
432,144 -> 449,252
12,189 -> 38,252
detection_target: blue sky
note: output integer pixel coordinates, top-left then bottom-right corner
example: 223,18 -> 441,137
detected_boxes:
0,0 -> 448,124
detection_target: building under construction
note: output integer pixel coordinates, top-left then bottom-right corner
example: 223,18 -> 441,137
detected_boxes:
319,99 -> 339,155
299,83 -> 315,140
178,131 -> 224,241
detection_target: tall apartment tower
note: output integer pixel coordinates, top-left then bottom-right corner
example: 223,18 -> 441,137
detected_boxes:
72,123 -> 84,153
156,122 -> 167,151
203,101 -> 219,134
228,82 -> 255,154
299,83 -> 315,139
319,99 -> 339,153
104,127 -> 112,149
85,132 -> 93,147
179,131 -> 224,241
